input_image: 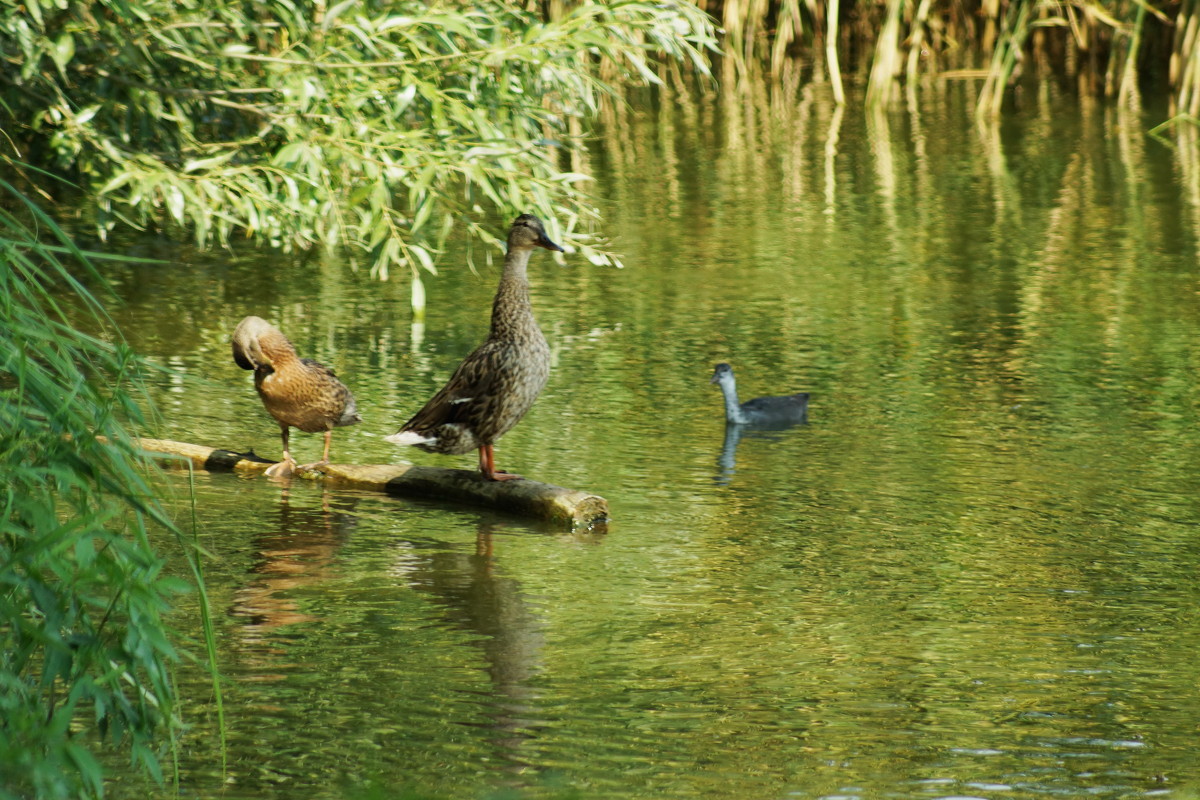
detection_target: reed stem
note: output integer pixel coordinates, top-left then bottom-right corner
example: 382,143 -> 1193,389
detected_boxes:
826,0 -> 845,105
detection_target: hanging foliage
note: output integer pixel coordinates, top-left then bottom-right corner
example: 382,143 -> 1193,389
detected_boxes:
0,0 -> 717,278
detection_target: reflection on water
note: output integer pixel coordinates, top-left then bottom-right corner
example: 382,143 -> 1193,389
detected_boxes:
96,77 -> 1200,799
714,420 -> 808,486
389,522 -> 546,765
231,485 -> 358,650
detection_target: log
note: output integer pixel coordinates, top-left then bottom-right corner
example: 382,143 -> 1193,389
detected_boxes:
135,437 -> 609,529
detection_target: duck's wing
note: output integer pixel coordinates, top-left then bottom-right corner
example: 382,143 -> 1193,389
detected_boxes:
299,358 -> 356,403
284,359 -> 360,429
402,344 -> 502,432
300,358 -> 341,380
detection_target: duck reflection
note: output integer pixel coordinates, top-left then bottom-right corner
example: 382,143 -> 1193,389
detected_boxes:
231,485 -> 358,650
394,521 -> 546,759
715,418 -> 808,485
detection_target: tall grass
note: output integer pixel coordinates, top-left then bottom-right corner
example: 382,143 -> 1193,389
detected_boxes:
0,175 -> 213,798
712,0 -> 1195,118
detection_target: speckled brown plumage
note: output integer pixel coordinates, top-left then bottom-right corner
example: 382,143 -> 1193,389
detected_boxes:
232,316 -> 360,477
385,214 -> 563,481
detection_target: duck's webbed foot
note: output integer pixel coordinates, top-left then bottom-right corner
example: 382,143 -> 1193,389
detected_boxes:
264,456 -> 298,478
478,444 -> 523,481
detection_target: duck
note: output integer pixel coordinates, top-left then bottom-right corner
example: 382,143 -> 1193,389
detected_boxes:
232,315 -> 361,477
384,214 -> 563,481
710,362 -> 809,426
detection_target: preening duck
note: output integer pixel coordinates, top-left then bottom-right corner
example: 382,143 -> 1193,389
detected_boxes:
232,315 -> 360,477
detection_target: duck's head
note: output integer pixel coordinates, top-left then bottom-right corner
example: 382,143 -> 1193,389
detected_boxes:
509,214 -> 564,253
710,362 -> 735,385
232,315 -> 292,370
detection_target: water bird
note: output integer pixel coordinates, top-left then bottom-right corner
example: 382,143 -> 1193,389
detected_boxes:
385,214 -> 564,481
232,316 -> 361,477
710,362 -> 809,426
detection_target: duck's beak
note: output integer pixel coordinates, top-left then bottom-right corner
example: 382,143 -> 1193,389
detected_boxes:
710,373 -> 719,384
538,233 -> 565,253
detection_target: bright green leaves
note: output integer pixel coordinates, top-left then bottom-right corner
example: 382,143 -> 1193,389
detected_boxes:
0,0 -> 716,286
50,32 -> 73,76
0,178 -> 184,799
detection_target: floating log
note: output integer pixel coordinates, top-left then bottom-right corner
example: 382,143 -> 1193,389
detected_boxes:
135,437 -> 609,529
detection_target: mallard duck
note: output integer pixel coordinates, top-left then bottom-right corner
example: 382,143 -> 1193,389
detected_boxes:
384,214 -> 563,481
232,316 -> 361,477
710,362 -> 809,426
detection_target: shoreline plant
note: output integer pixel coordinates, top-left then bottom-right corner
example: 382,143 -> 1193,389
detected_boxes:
0,175 -> 220,799
0,0 -> 718,308
713,0 -> 1188,115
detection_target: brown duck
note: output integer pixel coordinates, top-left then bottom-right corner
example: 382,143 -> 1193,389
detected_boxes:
232,316 -> 361,477
385,214 -> 563,481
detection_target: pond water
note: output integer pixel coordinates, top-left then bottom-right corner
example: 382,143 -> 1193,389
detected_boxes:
98,79 -> 1200,799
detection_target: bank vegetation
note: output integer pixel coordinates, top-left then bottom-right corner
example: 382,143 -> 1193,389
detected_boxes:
709,0 -> 1194,115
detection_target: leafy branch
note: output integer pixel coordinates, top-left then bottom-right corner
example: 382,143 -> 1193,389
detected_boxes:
0,0 -> 717,292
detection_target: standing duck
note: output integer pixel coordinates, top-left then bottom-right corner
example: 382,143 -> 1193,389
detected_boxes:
710,362 -> 809,426
385,214 -> 563,481
232,316 -> 361,477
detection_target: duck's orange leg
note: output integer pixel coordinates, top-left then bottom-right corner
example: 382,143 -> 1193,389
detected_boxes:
265,424 -> 297,478
297,430 -> 333,474
478,444 -> 521,481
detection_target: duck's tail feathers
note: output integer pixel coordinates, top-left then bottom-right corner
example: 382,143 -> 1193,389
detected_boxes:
384,430 -> 434,447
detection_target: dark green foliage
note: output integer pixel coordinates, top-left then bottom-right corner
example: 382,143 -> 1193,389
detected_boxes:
0,178 -> 186,799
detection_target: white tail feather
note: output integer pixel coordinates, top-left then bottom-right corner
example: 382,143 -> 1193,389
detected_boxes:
384,430 -> 434,447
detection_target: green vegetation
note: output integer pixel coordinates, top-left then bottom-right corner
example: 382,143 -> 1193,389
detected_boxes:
0,176 -> 197,798
717,0 -> 1188,114
4,0 -> 1193,298
0,0 -> 716,303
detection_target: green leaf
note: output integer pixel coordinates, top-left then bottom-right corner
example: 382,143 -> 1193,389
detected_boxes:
98,171 -> 136,195
64,742 -> 103,795
182,154 -> 233,173
51,33 -> 75,75
165,185 -> 185,225
323,0 -> 360,31
409,242 -> 435,273
74,105 -> 99,125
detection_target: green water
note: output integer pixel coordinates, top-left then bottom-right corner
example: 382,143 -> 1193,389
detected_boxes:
99,82 -> 1200,799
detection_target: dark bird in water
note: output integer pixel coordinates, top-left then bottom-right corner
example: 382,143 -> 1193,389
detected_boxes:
710,362 -> 809,426
232,316 -> 361,477
385,214 -> 564,481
